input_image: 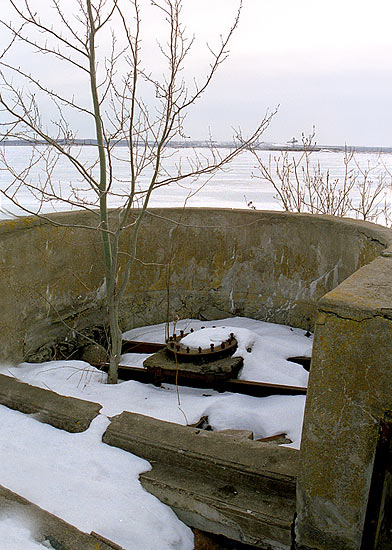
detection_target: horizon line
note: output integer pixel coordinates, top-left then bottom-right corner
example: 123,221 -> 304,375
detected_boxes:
1,138 -> 391,153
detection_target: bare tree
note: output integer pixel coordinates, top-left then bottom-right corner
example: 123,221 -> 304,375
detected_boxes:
351,156 -> 387,222
251,130 -> 390,223
0,0 -> 273,382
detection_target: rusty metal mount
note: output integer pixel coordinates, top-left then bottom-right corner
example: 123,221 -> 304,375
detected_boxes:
165,328 -> 238,363
112,339 -> 308,397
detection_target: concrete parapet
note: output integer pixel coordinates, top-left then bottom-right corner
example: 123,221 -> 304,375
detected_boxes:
0,209 -> 390,363
1,209 -> 392,549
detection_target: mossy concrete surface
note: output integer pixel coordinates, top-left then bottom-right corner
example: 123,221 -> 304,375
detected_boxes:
0,374 -> 101,432
0,209 -> 390,363
295,249 -> 392,550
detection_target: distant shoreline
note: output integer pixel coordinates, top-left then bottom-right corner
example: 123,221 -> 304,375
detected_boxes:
1,139 -> 391,154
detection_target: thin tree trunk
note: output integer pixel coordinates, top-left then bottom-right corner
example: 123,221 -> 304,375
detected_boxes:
87,0 -> 122,383
107,294 -> 121,384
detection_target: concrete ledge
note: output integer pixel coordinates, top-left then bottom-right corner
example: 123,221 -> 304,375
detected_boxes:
317,251 -> 392,321
103,412 -> 298,495
0,485 -> 123,549
0,374 -> 101,432
103,412 -> 298,549
141,464 -> 295,549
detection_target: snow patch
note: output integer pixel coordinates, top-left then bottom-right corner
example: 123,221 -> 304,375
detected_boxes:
0,317 -> 313,549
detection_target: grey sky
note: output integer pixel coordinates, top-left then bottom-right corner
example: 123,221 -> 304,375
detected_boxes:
181,0 -> 392,146
2,0 -> 391,146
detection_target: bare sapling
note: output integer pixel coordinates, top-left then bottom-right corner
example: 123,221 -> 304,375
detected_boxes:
351,156 -> 388,222
0,0 -> 274,382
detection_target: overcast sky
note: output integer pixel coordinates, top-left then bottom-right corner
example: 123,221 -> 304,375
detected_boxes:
2,0 -> 392,146
181,0 -> 392,146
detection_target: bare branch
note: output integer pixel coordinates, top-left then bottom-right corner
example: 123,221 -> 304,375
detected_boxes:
0,0 -> 274,384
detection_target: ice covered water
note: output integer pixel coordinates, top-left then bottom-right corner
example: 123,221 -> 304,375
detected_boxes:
1,145 -> 391,219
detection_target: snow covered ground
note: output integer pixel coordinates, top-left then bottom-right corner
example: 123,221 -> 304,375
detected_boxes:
0,516 -> 55,550
0,317 -> 312,549
0,408 -> 192,550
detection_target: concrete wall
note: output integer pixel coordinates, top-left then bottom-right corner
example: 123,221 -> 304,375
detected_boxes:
1,208 -> 392,549
295,249 -> 392,550
0,208 -> 391,363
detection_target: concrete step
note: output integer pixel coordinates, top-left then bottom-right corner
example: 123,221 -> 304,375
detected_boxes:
103,411 -> 298,496
0,373 -> 101,432
102,411 -> 298,549
140,463 -> 295,549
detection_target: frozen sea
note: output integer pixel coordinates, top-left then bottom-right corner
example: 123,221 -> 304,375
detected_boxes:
0,145 -> 391,221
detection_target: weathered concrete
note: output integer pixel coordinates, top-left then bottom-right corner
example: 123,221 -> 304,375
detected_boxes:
1,209 -> 392,549
103,411 -> 298,548
0,485 -> 124,549
0,209 -> 390,363
295,248 -> 392,550
103,411 -> 298,493
0,374 -> 101,432
141,464 -> 294,550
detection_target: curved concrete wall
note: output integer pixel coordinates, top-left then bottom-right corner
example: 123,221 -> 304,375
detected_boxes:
0,208 -> 391,363
1,207 -> 392,549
